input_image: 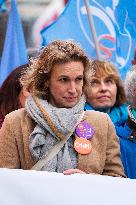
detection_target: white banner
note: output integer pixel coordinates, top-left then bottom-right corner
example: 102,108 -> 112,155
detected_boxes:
0,168 -> 135,205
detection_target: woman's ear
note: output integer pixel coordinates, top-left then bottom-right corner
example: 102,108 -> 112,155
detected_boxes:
19,88 -> 30,107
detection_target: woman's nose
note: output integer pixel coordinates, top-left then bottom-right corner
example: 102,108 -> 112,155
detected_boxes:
100,82 -> 107,90
68,82 -> 76,93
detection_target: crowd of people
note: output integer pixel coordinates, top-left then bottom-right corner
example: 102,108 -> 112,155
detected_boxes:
0,39 -> 136,179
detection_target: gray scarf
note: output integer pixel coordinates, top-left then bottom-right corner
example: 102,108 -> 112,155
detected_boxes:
26,95 -> 85,172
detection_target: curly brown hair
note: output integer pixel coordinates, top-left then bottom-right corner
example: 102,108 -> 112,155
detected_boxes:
20,40 -> 92,100
85,60 -> 126,106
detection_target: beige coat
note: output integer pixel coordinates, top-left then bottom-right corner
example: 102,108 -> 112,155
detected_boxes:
0,108 -> 125,177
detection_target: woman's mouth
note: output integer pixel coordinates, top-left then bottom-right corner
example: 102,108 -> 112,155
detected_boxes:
65,97 -> 77,102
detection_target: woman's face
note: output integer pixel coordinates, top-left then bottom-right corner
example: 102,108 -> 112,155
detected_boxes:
48,61 -> 84,108
86,75 -> 117,110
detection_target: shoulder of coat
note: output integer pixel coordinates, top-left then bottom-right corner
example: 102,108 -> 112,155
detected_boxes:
5,108 -> 28,123
5,108 -> 35,131
84,110 -> 109,120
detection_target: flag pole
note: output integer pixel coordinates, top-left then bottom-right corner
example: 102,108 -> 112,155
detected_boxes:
84,0 -> 101,60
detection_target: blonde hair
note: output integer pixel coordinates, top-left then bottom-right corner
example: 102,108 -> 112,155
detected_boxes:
85,60 -> 126,106
20,40 -> 92,100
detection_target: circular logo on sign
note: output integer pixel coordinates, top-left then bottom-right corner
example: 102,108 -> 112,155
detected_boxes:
75,121 -> 94,139
74,137 -> 92,155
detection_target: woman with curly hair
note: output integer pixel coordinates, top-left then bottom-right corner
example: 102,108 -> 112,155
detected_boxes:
85,60 -> 136,178
0,40 -> 125,177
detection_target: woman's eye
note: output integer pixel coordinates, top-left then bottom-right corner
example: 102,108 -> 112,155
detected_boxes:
76,77 -> 83,81
59,78 -> 68,82
106,79 -> 113,84
90,80 -> 98,86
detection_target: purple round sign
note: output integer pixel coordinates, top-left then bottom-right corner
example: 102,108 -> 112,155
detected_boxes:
75,121 -> 94,139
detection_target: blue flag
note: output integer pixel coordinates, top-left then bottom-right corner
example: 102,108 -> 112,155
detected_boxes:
0,0 -> 28,85
41,0 -> 136,80
0,0 -> 6,12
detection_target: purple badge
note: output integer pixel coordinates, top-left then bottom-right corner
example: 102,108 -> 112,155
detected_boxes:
75,121 -> 94,139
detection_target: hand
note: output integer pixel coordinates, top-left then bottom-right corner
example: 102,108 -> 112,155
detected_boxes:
63,169 -> 86,175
